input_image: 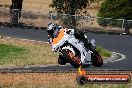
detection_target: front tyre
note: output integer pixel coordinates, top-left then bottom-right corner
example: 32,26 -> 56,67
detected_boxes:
92,53 -> 103,67
61,49 -> 81,68
58,55 -> 67,65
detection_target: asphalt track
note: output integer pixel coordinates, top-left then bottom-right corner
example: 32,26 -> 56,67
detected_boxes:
0,26 -> 132,72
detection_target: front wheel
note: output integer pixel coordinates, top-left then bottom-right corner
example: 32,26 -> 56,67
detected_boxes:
61,49 -> 81,68
92,53 -> 103,67
58,55 -> 67,65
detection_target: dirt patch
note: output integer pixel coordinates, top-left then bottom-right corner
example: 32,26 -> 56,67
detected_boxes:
0,73 -> 77,88
0,73 -> 71,84
0,15 -> 10,23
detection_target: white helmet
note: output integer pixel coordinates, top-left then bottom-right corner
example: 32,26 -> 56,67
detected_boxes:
47,22 -> 56,30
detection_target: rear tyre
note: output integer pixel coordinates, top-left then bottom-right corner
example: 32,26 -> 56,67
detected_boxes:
61,49 -> 80,68
92,53 -> 103,67
58,55 -> 67,65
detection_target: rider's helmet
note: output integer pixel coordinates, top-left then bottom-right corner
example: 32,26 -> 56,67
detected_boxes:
47,22 -> 56,38
47,22 -> 56,30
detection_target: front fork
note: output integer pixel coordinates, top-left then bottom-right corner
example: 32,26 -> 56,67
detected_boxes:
67,51 -> 82,66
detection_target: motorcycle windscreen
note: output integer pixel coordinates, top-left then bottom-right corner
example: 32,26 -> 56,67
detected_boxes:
52,29 -> 65,44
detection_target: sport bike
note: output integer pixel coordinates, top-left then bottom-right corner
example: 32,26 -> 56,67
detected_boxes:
47,28 -> 103,68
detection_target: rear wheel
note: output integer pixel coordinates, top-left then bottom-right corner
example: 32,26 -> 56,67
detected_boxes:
92,53 -> 103,67
61,49 -> 81,68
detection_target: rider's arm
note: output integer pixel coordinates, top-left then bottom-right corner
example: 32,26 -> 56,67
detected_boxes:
48,35 -> 52,45
65,28 -> 74,34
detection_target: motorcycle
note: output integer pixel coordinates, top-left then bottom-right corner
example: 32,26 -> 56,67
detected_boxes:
47,28 -> 103,68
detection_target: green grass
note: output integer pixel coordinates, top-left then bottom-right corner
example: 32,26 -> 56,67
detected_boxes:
0,39 -> 58,67
96,46 -> 112,58
0,44 -> 27,65
0,44 -> 26,60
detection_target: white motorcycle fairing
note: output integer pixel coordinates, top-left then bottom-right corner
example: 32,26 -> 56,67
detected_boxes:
51,29 -> 92,65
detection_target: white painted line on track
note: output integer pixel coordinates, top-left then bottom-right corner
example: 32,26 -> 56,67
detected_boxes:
110,53 -> 126,62
2,36 -> 49,44
24,67 -> 29,69
103,52 -> 126,63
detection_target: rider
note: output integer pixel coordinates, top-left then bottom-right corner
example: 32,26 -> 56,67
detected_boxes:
47,23 -> 63,44
47,23 -> 92,49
